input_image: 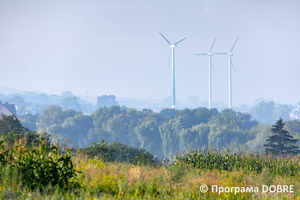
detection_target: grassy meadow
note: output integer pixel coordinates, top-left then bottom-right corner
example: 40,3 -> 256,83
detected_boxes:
1,139 -> 300,200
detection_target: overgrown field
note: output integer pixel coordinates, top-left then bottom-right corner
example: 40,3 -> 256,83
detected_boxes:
1,140 -> 300,200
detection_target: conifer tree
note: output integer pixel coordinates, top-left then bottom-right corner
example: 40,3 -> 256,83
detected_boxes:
264,118 -> 300,155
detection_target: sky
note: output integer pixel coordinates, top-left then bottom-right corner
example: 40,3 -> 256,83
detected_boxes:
0,0 -> 300,107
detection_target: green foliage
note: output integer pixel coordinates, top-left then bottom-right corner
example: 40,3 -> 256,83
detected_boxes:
87,127 -> 110,144
0,114 -> 29,136
105,112 -> 137,146
108,141 -> 157,165
264,118 -> 300,155
37,105 -> 63,130
77,140 -> 114,161
33,104 -> 270,159
19,113 -> 39,131
0,139 -> 81,192
173,149 -> 300,176
78,140 -> 157,166
129,150 -> 157,166
159,118 -> 181,159
60,96 -> 81,110
39,107 -> 93,147
1,130 -> 51,149
61,108 -> 77,120
159,108 -> 179,122
96,95 -> 119,108
245,124 -> 271,151
251,101 -> 276,124
285,120 -> 300,138
0,114 -> 51,149
179,123 -> 210,152
134,120 -> 162,158
273,104 -> 292,120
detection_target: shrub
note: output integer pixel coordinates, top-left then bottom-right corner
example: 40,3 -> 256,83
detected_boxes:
78,140 -> 158,166
0,138 -> 81,192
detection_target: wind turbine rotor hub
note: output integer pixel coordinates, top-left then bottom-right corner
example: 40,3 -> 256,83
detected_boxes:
170,45 -> 176,48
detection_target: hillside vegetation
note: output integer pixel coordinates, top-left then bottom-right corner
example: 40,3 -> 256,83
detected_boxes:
19,105 -> 300,159
1,113 -> 300,199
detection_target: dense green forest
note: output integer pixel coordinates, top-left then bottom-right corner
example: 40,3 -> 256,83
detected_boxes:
18,105 -> 300,160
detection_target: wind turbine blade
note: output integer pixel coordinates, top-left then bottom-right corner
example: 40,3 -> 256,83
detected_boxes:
159,32 -> 171,45
195,53 -> 208,56
168,48 -> 171,68
230,36 -> 239,53
174,37 -> 187,45
231,60 -> 236,73
209,37 -> 217,53
214,53 -> 228,55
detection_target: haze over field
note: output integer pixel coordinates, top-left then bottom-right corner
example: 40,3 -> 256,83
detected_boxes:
0,0 -> 300,106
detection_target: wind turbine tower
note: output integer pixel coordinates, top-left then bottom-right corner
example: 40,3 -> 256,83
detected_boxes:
159,32 -> 187,108
214,37 -> 239,108
195,37 -> 217,109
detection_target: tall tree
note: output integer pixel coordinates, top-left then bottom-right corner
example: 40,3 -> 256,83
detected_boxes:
264,118 -> 300,155
96,95 -> 119,108
251,101 -> 276,124
0,114 -> 28,136
272,104 -> 292,120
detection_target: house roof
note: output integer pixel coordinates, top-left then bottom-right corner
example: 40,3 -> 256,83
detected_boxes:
0,103 -> 13,116
3,102 -> 17,115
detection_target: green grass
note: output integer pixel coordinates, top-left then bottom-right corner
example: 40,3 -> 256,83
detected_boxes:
1,141 -> 300,199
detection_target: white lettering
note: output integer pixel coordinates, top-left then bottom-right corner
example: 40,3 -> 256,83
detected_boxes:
269,185 -> 276,193
209,185 -> 295,194
277,185 -> 282,193
235,187 -> 240,194
262,185 -> 268,193
212,185 -> 218,192
241,187 -> 245,192
283,185 -> 288,192
225,187 -> 230,193
290,185 -> 294,193
246,187 -> 253,193
219,187 -> 224,194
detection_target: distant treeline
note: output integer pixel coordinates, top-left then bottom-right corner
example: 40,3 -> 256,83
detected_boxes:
19,105 -> 300,159
1,91 -> 299,124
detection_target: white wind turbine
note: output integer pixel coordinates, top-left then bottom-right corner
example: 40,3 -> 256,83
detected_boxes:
195,37 -> 217,109
159,32 -> 187,108
214,37 -> 239,108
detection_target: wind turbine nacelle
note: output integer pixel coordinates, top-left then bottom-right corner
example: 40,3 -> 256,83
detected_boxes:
170,45 -> 176,48
208,53 -> 213,56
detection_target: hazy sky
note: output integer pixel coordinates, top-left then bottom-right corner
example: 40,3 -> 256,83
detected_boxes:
0,0 -> 299,106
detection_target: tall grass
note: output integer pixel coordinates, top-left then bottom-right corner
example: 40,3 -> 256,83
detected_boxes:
0,140 -> 300,199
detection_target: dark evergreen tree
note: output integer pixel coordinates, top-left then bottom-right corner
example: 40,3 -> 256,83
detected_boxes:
264,118 -> 300,155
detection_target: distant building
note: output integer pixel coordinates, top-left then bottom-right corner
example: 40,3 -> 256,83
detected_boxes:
289,105 -> 300,120
0,102 -> 17,119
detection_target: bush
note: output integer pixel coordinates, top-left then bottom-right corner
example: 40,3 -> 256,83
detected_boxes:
0,139 -> 81,192
77,140 -> 158,166
77,140 -> 114,161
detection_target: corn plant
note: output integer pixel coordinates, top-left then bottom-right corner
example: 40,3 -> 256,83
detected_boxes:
173,149 -> 300,177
